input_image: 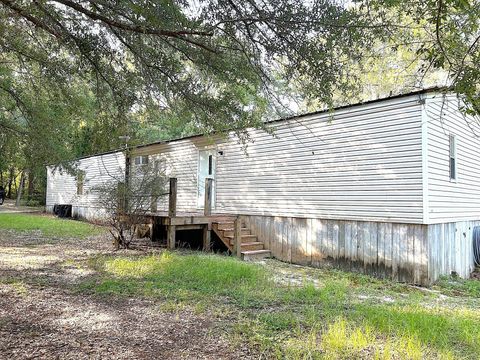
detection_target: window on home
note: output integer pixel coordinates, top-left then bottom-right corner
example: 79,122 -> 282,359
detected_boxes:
134,155 -> 149,166
449,134 -> 456,180
77,171 -> 85,195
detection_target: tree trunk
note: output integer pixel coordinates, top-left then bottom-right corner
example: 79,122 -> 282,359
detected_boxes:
27,171 -> 34,197
6,167 -> 14,198
15,171 -> 25,207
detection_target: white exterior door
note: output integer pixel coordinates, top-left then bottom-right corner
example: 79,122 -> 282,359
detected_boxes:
197,149 -> 216,208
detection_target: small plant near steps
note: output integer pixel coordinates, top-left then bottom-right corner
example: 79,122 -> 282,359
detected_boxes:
212,220 -> 271,260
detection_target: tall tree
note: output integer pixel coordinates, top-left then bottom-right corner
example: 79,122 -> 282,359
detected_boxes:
368,0 -> 480,113
1,1 -> 479,204
0,0 -> 378,134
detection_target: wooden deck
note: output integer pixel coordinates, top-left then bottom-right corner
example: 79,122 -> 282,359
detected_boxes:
148,211 -> 236,226
145,212 -> 270,260
141,212 -> 228,252
140,178 -> 271,260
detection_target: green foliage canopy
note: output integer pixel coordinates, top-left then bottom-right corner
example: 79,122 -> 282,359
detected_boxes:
369,0 -> 480,113
0,0 -> 479,199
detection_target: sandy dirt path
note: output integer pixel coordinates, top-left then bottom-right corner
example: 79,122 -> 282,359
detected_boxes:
0,230 -> 253,359
0,200 -> 42,214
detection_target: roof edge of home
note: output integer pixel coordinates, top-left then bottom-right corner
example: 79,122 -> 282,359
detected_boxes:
51,86 -> 448,165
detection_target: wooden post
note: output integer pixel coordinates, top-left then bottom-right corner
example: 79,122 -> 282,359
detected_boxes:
203,224 -> 211,252
150,219 -> 156,242
167,225 -> 176,249
124,152 -> 131,211
234,217 -> 242,258
204,178 -> 213,216
150,216 -> 160,242
166,178 -> 177,249
168,178 -> 177,218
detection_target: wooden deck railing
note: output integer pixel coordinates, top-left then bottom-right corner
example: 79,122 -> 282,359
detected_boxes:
204,178 -> 213,216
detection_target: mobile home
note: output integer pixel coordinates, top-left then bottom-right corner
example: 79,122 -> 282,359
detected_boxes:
46,89 -> 480,285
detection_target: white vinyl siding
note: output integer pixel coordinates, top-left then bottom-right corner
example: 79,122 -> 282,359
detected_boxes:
128,96 -> 424,223
425,95 -> 480,223
213,96 -> 424,223
47,94 -> 432,224
131,137 -> 217,213
46,151 -> 125,219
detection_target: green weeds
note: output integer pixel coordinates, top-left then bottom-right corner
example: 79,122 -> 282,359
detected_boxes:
0,213 -> 104,238
80,251 -> 480,359
435,275 -> 480,297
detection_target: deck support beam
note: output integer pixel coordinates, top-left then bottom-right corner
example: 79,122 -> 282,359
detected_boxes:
234,217 -> 242,258
167,225 -> 176,249
203,224 -> 211,251
167,178 -> 177,249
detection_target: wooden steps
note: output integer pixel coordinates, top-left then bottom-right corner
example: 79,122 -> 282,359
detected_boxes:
242,249 -> 272,261
222,228 -> 251,237
238,242 -> 265,251
212,220 -> 271,260
225,234 -> 258,243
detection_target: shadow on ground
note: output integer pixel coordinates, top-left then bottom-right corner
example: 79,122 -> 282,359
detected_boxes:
0,229 -> 254,359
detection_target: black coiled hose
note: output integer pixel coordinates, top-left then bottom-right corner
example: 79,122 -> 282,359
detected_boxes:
474,226 -> 480,267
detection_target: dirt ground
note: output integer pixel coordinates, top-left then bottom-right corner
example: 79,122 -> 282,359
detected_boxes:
0,229 -> 254,360
0,199 -> 43,214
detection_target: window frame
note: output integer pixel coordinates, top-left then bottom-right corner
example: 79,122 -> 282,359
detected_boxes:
134,155 -> 149,166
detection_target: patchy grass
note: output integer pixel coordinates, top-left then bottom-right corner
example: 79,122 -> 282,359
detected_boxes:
83,252 -> 274,308
434,275 -> 480,297
80,252 -> 480,359
0,278 -> 29,297
0,213 -> 104,238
